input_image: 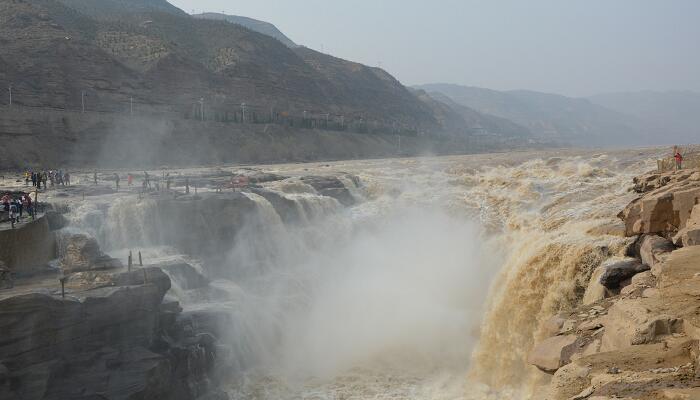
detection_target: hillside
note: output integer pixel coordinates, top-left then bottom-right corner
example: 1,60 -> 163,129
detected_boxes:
589,91 -> 700,144
194,13 -> 297,48
57,0 -> 186,17
0,0 -> 439,133
416,83 -> 650,146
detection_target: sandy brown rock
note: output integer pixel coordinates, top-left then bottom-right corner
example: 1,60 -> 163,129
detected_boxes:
527,334 -> 578,373
673,204 -> 700,247
619,169 -> 700,238
60,233 -> 122,273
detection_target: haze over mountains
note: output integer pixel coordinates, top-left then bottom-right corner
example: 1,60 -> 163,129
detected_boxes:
0,0 -> 696,161
416,84 -> 700,146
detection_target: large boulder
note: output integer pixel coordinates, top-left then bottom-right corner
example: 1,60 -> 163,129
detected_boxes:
600,299 -> 683,352
527,335 -> 579,373
673,204 -> 700,247
60,234 -> 121,273
635,234 -> 675,267
619,173 -> 700,238
598,259 -> 649,291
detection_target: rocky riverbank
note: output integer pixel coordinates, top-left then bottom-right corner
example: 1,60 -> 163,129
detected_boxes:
528,168 -> 700,399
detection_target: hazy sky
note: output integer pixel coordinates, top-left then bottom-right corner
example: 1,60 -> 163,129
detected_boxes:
168,0 -> 700,97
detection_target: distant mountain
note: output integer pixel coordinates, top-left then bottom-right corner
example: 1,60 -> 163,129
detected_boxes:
194,13 -> 297,48
589,91 -> 700,144
413,90 -> 531,138
415,83 -> 648,146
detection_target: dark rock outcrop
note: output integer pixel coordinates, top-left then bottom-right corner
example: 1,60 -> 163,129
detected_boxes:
598,259 -> 650,290
0,267 -> 227,400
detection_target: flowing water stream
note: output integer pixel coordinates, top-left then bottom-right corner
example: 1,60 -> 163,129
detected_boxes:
67,150 -> 658,399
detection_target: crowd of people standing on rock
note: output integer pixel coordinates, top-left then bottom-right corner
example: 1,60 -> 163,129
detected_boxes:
1,192 -> 34,229
26,170 -> 71,189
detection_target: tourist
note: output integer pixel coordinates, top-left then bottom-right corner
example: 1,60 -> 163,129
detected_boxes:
9,200 -> 17,228
143,171 -> 150,189
166,173 -> 171,190
25,194 -> 33,219
114,173 -> 120,190
675,151 -> 683,170
25,171 -> 30,186
1,194 -> 10,214
17,197 -> 23,219
127,173 -> 133,187
94,171 -> 98,185
64,172 -> 71,186
31,172 -> 37,187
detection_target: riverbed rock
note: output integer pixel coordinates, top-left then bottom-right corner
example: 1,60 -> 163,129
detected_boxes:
300,175 -> 356,206
157,262 -> 209,290
60,233 -> 121,273
527,334 -> 578,373
635,234 -> 675,267
598,259 -> 649,291
65,267 -> 171,294
599,299 -> 683,352
583,266 -> 611,305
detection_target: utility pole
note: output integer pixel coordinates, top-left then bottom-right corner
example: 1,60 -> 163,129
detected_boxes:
199,98 -> 204,121
81,91 -> 86,113
8,84 -> 12,106
130,97 -> 133,115
241,103 -> 246,123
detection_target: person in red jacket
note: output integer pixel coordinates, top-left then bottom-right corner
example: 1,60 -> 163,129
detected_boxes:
674,151 -> 683,170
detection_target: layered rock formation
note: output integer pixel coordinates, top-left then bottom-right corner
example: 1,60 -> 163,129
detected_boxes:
0,246 -> 229,400
530,168 -> 700,399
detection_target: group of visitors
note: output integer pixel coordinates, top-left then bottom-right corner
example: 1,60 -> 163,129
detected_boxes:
26,170 -> 70,189
1,192 -> 34,229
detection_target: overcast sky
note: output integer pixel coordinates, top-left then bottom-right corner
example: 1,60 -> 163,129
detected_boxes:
168,0 -> 700,97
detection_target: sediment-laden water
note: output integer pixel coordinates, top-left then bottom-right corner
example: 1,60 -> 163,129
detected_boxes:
67,150 -> 657,399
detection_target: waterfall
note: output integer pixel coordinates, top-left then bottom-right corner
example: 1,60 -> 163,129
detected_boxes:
55,152 -> 657,399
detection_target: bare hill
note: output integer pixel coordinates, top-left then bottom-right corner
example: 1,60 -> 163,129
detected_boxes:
194,12 -> 297,48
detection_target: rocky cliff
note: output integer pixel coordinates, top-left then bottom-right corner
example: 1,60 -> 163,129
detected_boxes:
529,168 -> 700,399
0,222 -> 235,400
